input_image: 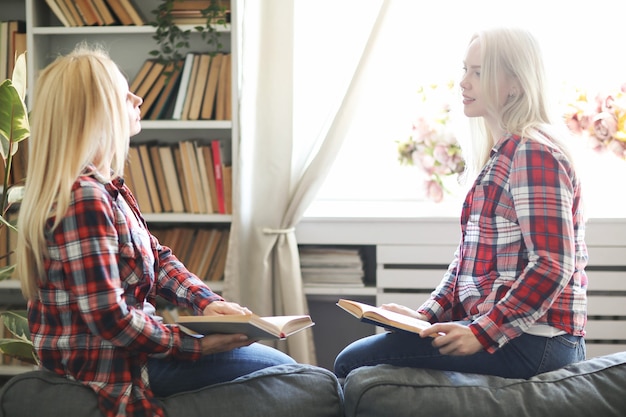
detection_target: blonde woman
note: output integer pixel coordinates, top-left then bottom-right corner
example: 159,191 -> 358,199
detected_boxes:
335,27 -> 588,380
16,44 -> 295,417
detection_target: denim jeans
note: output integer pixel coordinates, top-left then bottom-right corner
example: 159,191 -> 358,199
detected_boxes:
148,342 -> 296,397
334,328 -> 585,379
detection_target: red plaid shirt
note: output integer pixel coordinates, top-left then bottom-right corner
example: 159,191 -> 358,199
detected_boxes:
28,169 -> 223,417
419,134 -> 588,353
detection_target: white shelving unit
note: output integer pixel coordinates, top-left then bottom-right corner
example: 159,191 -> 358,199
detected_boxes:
297,216 -> 626,362
0,0 -> 238,376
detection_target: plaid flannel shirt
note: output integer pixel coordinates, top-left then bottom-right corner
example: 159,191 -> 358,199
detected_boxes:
419,134 -> 588,353
28,169 -> 223,417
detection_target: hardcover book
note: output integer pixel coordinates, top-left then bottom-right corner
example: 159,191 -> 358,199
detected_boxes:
177,314 -> 314,340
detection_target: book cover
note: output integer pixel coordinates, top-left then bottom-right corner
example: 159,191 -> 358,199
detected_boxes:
63,0 -> 85,26
138,143 -> 162,213
174,227 -> 196,266
210,140 -> 226,214
44,0 -> 72,27
157,145 -> 185,213
195,228 -> 220,279
200,52 -> 222,120
187,53 -> 211,120
180,54 -> 201,120
224,53 -> 232,120
129,59 -> 154,96
148,144 -> 172,212
194,142 -> 215,213
171,53 -> 196,120
73,0 -> 100,26
149,60 -> 183,120
336,299 -> 433,336
207,229 -> 229,281
0,22 -> 8,80
90,0 -> 117,25
214,53 -> 229,120
136,60 -> 165,102
177,314 -> 314,340
185,228 -> 212,275
105,0 -> 133,25
139,61 -> 174,118
7,20 -> 26,79
200,144 -> 219,210
222,165 -> 232,214
172,146 -> 192,212
178,141 -> 203,213
116,0 -> 145,25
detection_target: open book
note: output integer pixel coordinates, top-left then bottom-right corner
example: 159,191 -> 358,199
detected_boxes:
337,299 -> 433,335
176,314 -> 314,340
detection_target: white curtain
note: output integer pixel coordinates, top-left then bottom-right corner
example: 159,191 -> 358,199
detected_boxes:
223,0 -> 388,363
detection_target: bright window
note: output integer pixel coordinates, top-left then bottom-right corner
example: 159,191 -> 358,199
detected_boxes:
295,0 -> 626,218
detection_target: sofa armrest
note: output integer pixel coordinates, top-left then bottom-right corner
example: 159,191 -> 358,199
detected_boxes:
343,352 -> 626,417
0,364 -> 344,417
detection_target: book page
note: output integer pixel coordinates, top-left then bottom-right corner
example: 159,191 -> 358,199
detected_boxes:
337,299 -> 431,335
259,315 -> 314,336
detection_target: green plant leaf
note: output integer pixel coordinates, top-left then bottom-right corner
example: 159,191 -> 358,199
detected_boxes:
11,52 -> 27,101
7,184 -> 24,205
0,264 -> 16,280
0,338 -> 38,365
0,79 -> 30,159
1,310 -> 30,340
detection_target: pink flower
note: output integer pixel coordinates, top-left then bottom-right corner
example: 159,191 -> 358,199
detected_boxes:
425,179 -> 444,203
592,111 -> 618,142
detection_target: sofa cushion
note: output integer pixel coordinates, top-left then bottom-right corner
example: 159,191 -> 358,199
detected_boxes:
343,352 -> 626,417
0,364 -> 344,417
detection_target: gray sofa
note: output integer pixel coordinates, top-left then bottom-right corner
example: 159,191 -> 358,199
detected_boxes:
0,363 -> 344,417
343,351 -> 626,417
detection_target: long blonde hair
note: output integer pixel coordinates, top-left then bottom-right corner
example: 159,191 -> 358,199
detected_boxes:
17,44 -> 130,300
463,27 -> 576,178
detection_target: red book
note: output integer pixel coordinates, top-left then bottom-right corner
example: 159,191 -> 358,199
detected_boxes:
210,140 -> 226,214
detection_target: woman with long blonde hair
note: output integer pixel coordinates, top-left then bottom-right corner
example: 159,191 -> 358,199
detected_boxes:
335,27 -> 588,380
16,44 -> 295,417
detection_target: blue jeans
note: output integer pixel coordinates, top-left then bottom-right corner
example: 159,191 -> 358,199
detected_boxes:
148,342 -> 296,397
334,328 -> 585,379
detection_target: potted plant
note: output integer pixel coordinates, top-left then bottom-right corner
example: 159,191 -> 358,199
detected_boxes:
0,52 -> 37,366
149,0 -> 230,69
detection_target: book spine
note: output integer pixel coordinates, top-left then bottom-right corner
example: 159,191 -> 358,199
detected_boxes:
210,140 -> 226,214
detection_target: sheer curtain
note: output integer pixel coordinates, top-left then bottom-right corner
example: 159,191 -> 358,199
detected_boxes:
222,0 -> 386,363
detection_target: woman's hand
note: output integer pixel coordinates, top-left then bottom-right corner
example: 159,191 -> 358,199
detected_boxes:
198,333 -> 255,355
203,300 -> 252,316
420,322 -> 483,356
197,301 -> 256,355
380,303 -> 428,322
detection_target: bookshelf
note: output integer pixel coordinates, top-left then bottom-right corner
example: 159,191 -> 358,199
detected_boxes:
0,0 -> 238,377
25,0 -> 237,240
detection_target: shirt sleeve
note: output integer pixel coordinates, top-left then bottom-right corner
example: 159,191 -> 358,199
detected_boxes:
469,142 -> 577,351
53,181 -> 202,360
151,235 -> 224,315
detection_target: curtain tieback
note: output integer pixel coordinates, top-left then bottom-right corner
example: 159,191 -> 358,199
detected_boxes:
262,227 -> 295,234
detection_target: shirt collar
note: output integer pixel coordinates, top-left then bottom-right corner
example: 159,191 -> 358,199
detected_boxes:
81,164 -> 125,198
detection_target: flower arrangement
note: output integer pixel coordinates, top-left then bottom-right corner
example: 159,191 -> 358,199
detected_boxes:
563,84 -> 626,160
397,82 -> 465,203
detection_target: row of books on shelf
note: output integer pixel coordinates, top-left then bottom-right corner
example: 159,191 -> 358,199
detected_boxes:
125,140 -> 232,215
151,227 -> 230,282
45,0 -> 145,27
299,246 -> 365,287
0,20 -> 26,82
131,52 -> 232,121
44,0 -> 230,28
